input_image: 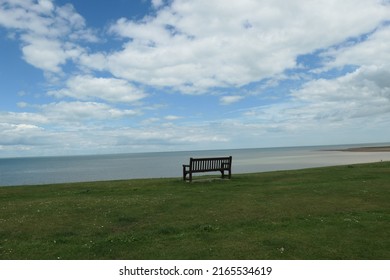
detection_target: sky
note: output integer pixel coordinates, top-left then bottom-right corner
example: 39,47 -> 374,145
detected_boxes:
1,0 -> 390,157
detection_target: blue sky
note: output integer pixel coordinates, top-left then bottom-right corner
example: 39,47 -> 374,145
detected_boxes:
1,0 -> 390,157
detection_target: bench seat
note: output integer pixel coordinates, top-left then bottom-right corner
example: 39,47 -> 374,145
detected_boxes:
183,156 -> 232,182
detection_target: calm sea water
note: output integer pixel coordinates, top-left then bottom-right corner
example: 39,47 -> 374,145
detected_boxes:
1,144 -> 390,187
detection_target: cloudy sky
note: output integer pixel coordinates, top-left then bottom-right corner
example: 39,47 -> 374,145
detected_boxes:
1,0 -> 390,157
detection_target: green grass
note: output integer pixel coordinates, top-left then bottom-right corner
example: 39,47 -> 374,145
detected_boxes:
0,161 -> 389,260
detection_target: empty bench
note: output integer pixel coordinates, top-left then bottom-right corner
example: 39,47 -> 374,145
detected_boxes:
182,156 -> 232,182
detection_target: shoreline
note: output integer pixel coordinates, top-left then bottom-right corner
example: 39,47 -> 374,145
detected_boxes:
1,160 -> 389,188
2,144 -> 390,187
322,146 -> 390,152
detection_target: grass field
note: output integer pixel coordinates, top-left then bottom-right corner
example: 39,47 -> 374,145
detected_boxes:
0,161 -> 389,260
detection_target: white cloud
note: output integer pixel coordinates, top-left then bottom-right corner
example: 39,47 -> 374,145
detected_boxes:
0,122 -> 46,146
220,95 -> 244,105
292,66 -> 390,120
109,123 -> 230,150
48,75 -> 147,103
151,0 -> 165,9
102,0 -> 390,93
0,101 -> 141,128
324,25 -> 390,70
37,0 -> 54,13
3,0 -> 389,93
39,101 -> 141,123
0,111 -> 49,125
0,100 -> 145,155
232,65 -> 390,144
21,35 -> 69,73
0,115 -> 231,156
0,0 -> 97,73
164,115 -> 182,121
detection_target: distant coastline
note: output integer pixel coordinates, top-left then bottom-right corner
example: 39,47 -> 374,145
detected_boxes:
323,146 -> 390,152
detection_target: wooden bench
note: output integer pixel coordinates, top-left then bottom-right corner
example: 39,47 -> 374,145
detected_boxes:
183,156 -> 232,182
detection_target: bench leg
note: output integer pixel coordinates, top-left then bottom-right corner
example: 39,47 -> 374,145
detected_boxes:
220,169 -> 231,179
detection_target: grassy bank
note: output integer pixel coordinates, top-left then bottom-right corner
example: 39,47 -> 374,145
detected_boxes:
0,161 -> 389,260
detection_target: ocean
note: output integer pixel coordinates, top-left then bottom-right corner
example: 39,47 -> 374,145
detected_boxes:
1,143 -> 390,187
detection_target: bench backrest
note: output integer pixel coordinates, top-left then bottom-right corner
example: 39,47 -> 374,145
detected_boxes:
189,156 -> 232,172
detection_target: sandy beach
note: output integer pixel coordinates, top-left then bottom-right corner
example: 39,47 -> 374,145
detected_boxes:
324,146 -> 390,152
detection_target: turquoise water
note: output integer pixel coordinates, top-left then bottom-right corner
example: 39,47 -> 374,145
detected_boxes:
1,144 -> 390,186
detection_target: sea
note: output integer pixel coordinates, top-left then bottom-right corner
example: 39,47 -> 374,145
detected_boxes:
1,143 -> 390,187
